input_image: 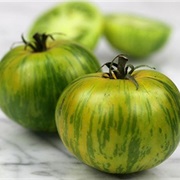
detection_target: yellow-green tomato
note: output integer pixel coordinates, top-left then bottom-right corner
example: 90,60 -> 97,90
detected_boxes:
0,33 -> 100,132
55,56 -> 180,174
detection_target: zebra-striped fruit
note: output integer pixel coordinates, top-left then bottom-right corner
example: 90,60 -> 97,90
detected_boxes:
28,1 -> 103,50
0,33 -> 100,132
55,55 -> 180,174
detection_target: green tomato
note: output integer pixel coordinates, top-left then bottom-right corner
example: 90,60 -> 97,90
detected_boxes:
0,33 -> 100,132
28,2 -> 103,50
55,55 -> 180,174
104,14 -> 171,59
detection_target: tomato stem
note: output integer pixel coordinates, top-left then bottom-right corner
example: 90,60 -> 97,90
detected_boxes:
22,33 -> 54,52
101,54 -> 155,89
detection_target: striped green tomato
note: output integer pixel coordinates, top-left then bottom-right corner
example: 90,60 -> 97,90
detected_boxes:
0,33 -> 100,132
28,1 -> 103,50
55,55 -> 180,174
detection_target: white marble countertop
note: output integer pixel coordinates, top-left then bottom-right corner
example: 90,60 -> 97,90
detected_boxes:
0,1 -> 180,179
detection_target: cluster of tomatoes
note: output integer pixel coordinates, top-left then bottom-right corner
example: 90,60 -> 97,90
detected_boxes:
0,1 -> 179,174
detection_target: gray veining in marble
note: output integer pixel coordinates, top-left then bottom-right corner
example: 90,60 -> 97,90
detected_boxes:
1,112 -> 180,179
0,112 -> 180,179
0,1 -> 180,179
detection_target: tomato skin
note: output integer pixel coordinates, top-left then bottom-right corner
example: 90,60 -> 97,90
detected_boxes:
28,2 -> 103,50
0,40 -> 100,132
55,70 -> 180,174
104,14 -> 171,59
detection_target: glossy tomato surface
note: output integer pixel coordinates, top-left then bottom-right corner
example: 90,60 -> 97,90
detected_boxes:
56,70 -> 180,174
0,37 -> 100,132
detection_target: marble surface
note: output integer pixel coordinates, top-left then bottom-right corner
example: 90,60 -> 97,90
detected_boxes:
0,110 -> 180,180
0,1 -> 180,179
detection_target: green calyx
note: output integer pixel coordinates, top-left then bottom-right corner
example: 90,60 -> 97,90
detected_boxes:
22,33 -> 54,52
101,54 -> 155,89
